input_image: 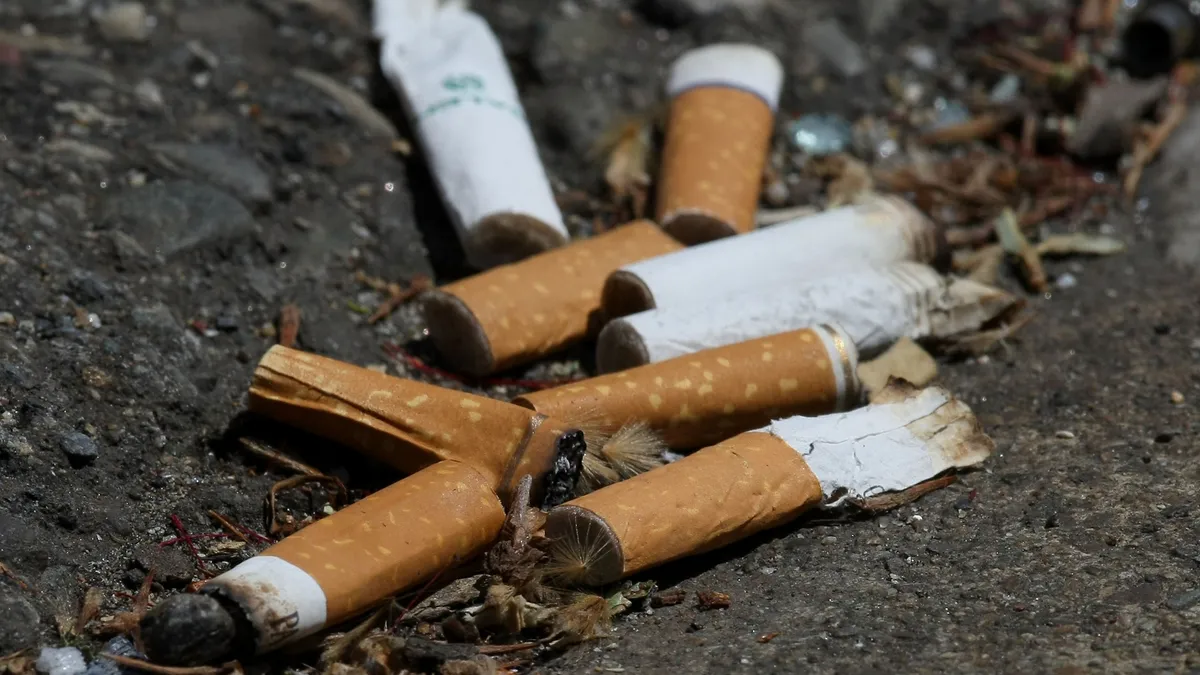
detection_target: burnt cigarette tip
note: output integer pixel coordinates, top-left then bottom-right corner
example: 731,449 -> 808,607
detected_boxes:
595,319 -> 651,374
601,270 -> 657,320
661,213 -> 739,246
468,213 -> 568,269
543,505 -> 625,587
540,429 -> 588,510
422,290 -> 496,377
140,592 -> 245,666
1123,1 -> 1195,78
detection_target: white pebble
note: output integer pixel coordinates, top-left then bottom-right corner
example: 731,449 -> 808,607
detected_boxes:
1055,430 -> 1076,439
36,648 -> 86,675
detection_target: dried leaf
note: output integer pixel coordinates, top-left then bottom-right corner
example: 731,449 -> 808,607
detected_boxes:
857,338 -> 939,400
696,590 -> 731,610
1036,233 -> 1125,257
995,209 -> 1047,291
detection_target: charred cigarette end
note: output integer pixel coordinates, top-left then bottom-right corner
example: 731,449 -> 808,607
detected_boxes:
600,269 -> 658,319
467,212 -> 570,270
658,44 -> 784,243
875,195 -> 944,269
539,429 -> 588,510
542,504 -> 625,587
140,592 -> 250,666
1124,1 -> 1194,79
422,289 -> 496,377
594,318 -> 651,373
424,221 -> 682,375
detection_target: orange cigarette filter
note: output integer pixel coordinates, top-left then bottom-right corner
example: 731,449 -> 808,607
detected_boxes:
206,460 -> 506,652
513,324 -> 860,449
422,220 -> 684,377
545,431 -> 819,585
657,44 -> 784,244
249,345 -> 584,503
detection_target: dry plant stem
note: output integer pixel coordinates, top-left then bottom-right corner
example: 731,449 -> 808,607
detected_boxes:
207,511 -> 250,544
318,604 -> 389,668
0,562 -> 29,589
76,587 -> 104,636
238,438 -> 323,477
266,474 -> 348,536
369,274 -> 432,324
476,642 -> 542,656
1124,99 -> 1188,200
919,112 -> 1015,145
991,44 -> 1067,79
101,655 -> 242,675
855,474 -> 958,512
278,304 -> 301,348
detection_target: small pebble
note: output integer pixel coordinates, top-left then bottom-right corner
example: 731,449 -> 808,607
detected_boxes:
0,311 -> 13,325
1055,273 -> 1077,289
1170,391 -> 1184,405
1055,430 -> 1076,440
95,2 -> 151,43
59,431 -> 99,463
821,535 -> 837,545
36,648 -> 86,675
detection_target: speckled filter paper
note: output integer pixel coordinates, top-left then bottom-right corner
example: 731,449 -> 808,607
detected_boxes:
375,0 -> 567,268
543,382 -> 993,585
206,460 -> 505,653
603,195 -> 943,317
657,44 -> 783,243
248,345 -> 570,500
514,324 -> 859,449
423,220 -> 684,376
597,262 -> 1017,370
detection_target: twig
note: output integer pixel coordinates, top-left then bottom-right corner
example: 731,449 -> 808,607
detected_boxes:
238,437 -> 323,478
1123,99 -> 1188,200
0,561 -> 29,590
278,304 -> 301,348
855,475 -> 958,512
919,112 -> 1016,145
101,655 -> 241,675
206,511 -> 249,545
368,274 -> 432,324
477,641 -> 543,656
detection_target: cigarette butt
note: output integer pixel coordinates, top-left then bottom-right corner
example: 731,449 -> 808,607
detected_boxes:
544,382 -> 993,585
603,195 -> 945,317
596,262 -> 1018,372
514,324 -> 860,449
422,221 -> 683,376
248,345 -> 584,503
658,44 -> 784,244
376,2 -> 568,269
206,460 -> 506,653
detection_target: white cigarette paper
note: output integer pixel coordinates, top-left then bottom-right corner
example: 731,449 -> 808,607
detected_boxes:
596,262 -> 1018,372
601,195 -> 945,318
769,382 -> 993,501
375,0 -> 568,269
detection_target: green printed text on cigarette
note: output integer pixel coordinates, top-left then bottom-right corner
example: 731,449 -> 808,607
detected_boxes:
417,74 -> 525,121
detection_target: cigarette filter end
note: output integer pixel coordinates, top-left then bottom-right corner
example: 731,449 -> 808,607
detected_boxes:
542,504 -> 625,587
466,212 -> 570,270
594,317 -> 652,373
600,269 -> 659,319
421,289 -> 497,377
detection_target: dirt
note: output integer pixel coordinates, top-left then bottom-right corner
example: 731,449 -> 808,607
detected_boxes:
1,0 -> 1198,673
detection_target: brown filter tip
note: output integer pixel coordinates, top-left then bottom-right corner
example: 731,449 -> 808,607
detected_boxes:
600,269 -> 657,319
467,213 -> 569,269
661,212 -> 739,245
594,319 -> 651,374
420,289 -> 496,377
542,504 -> 625,587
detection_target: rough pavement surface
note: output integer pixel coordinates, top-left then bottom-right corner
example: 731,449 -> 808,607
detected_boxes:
0,0 -> 1198,673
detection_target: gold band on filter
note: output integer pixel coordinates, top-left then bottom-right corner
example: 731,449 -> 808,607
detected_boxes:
248,345 -> 572,500
260,460 -> 504,629
543,431 -> 821,586
513,325 -> 859,449
422,221 -> 684,376
657,87 -> 775,244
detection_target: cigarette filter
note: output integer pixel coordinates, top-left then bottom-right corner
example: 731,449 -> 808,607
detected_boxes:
602,195 -> 945,318
422,221 -> 684,376
596,262 -> 1018,372
544,382 -> 993,585
514,324 -> 860,450
205,460 -> 506,653
657,43 -> 784,244
376,0 -> 568,269
248,345 -> 585,504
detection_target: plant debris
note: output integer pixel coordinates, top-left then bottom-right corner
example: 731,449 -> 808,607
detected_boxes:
695,591 -> 731,611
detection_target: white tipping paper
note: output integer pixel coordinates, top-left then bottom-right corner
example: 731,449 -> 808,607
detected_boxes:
375,0 -> 567,269
207,555 -> 328,653
666,43 -> 785,110
765,385 -> 992,500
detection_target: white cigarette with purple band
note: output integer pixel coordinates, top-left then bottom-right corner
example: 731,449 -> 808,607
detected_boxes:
374,0 -> 568,270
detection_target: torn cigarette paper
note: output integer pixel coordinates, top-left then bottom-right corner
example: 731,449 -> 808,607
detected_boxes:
543,381 -> 992,585
597,262 -> 1017,372
602,195 -> 944,318
375,0 -> 567,269
658,43 -> 784,243
205,460 -> 505,653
